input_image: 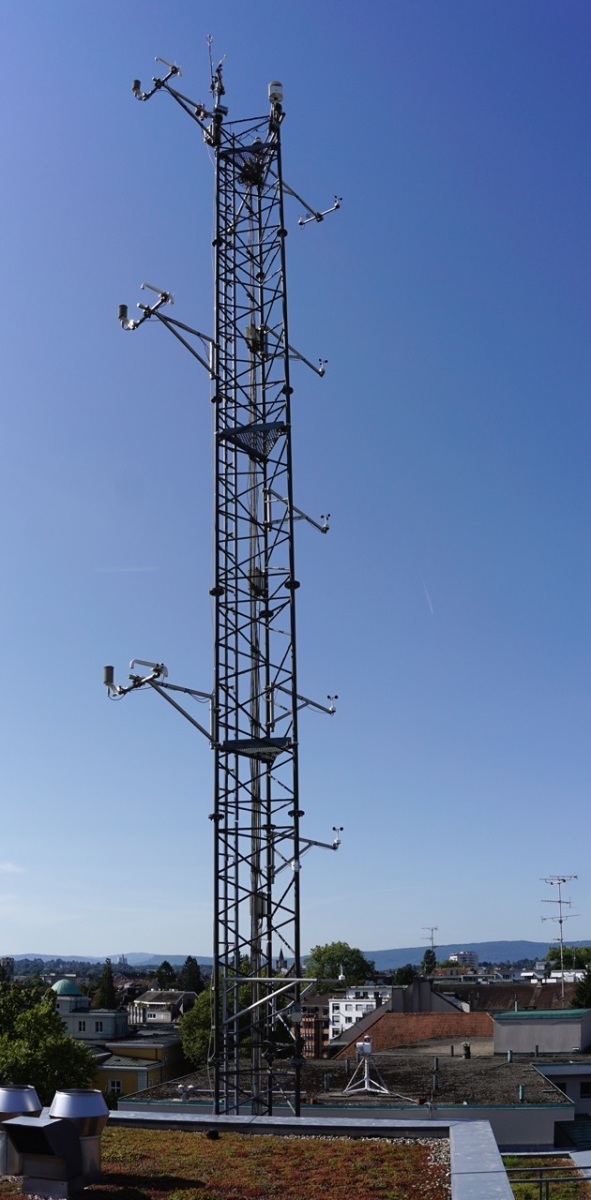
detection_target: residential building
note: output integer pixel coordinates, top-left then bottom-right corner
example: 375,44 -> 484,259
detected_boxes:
301,994 -> 331,1057
94,1030 -> 186,1098
49,978 -> 188,1097
449,951 -> 479,968
329,986 -> 391,1039
130,989 -> 198,1025
51,978 -> 128,1041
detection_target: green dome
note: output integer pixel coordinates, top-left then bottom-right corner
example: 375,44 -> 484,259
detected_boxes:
52,979 -> 81,996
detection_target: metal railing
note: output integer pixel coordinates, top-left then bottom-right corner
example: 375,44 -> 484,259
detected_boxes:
505,1162 -> 591,1198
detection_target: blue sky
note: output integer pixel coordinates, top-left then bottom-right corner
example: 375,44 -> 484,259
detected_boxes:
0,1 -> 589,957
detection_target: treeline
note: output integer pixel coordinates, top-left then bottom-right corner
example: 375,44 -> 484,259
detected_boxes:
11,955 -> 207,993
14,958 -> 142,979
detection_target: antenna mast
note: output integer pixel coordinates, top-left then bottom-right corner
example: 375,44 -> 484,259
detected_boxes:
107,56 -> 341,1116
422,927 -> 438,951
420,927 -> 438,975
541,875 -> 578,1006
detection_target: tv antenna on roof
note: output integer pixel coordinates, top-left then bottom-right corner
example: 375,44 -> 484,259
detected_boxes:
422,926 -> 438,950
541,875 -> 578,1006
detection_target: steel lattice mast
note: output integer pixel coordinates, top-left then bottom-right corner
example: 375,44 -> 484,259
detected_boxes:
107,58 -> 340,1117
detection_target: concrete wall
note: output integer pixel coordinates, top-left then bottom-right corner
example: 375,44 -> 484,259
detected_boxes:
117,1095 -> 569,1148
494,1014 -> 591,1054
306,1104 -> 566,1148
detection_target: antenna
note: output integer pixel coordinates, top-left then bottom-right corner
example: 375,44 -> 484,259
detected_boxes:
421,927 -> 438,975
541,875 -> 578,1006
108,60 -> 341,1119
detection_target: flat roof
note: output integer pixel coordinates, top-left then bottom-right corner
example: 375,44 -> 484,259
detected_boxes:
100,1055 -> 157,1069
495,1009 -> 591,1021
128,1054 -> 572,1109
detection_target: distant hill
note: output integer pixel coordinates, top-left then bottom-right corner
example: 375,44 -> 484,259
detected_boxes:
12,953 -> 214,967
364,941 -> 591,971
11,939 -> 591,971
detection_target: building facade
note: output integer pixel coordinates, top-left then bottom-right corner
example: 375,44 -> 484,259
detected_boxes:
329,987 -> 391,1039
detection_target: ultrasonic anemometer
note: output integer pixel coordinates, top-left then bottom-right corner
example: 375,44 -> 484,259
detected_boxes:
106,48 -> 342,1118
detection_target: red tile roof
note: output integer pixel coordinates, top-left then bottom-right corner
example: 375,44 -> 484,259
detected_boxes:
332,1010 -> 492,1056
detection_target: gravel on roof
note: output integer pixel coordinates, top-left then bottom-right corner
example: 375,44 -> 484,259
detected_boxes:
128,1054 -> 572,1108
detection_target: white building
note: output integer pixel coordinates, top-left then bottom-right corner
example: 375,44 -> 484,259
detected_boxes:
329,986 -> 391,1039
130,989 -> 198,1025
449,950 -> 479,968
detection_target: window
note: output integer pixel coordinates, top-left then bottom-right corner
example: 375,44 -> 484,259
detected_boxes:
147,1011 -> 157,1019
109,1081 -> 122,1096
345,1004 -> 352,1011
332,1004 -> 340,1011
580,1083 -> 591,1098
95,1021 -> 103,1033
345,1017 -> 353,1024
78,1021 -> 86,1032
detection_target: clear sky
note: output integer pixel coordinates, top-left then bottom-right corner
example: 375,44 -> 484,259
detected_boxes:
0,1 -> 589,958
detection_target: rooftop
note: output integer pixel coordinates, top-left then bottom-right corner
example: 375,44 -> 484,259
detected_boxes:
134,990 -> 197,1004
101,1054 -> 158,1069
495,1009 -> 591,1022
51,978 -> 81,996
331,1010 -> 493,1056
441,983 -> 578,1012
128,1054 -> 571,1110
94,1123 -> 451,1200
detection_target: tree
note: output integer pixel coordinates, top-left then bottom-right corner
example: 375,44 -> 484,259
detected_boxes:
304,942 -> 375,987
156,960 -> 178,989
420,949 -> 437,975
180,988 -> 212,1067
393,964 -> 417,985
0,983 -> 94,1104
92,958 -> 117,1009
572,965 -> 591,1009
0,979 -> 46,1032
547,946 -> 591,970
177,956 -> 203,994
